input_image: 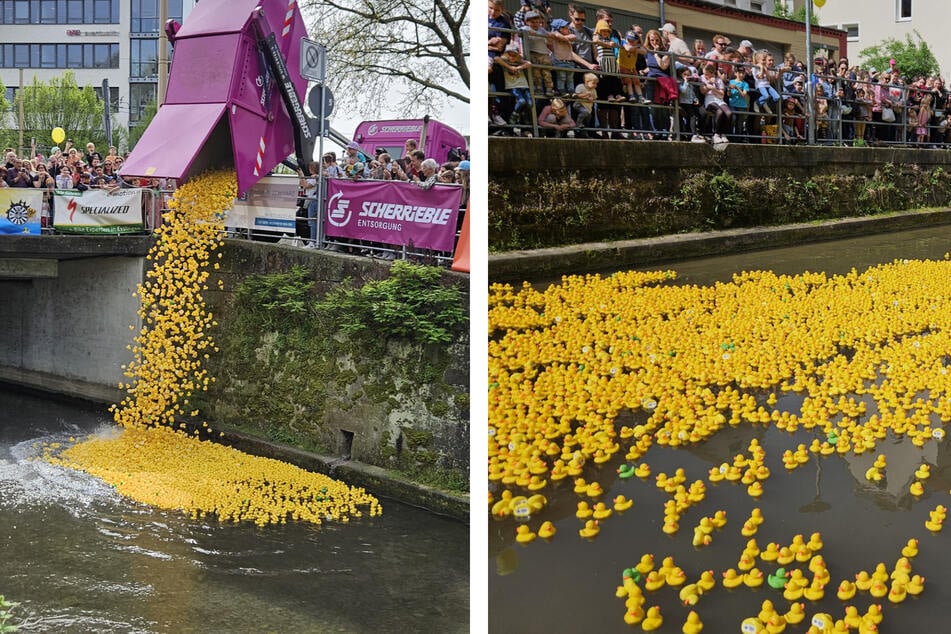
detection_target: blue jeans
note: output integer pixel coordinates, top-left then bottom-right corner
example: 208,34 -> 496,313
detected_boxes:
511,88 -> 531,112
307,197 -> 318,242
758,85 -> 779,104
551,60 -> 575,94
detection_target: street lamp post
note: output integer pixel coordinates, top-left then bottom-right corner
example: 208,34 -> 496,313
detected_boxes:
805,0 -> 815,145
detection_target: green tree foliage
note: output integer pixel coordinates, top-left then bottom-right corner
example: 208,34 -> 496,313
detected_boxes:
772,3 -> 819,25
0,77 -> 9,114
859,31 -> 940,79
301,0 -> 469,117
14,71 -> 104,147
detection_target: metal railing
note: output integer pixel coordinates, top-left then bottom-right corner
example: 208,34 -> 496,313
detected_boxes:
490,33 -> 947,147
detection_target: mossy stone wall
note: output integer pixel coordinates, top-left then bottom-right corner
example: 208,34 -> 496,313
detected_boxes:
195,241 -> 470,492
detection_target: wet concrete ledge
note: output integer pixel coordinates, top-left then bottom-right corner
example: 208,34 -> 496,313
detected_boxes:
489,208 -> 951,282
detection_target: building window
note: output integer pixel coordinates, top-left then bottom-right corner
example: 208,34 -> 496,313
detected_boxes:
130,38 -> 158,78
131,0 -> 183,33
0,0 -> 118,24
843,23 -> 859,41
750,1 -> 764,11
129,83 -> 156,123
723,0 -> 736,5
0,42 -> 118,68
898,0 -> 911,20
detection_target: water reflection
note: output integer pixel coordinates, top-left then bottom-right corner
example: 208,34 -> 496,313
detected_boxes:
1,388 -> 468,633
490,225 -> 951,633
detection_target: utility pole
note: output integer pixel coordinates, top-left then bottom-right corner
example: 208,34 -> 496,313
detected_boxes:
157,0 -> 168,107
805,0 -> 815,145
17,68 -> 24,156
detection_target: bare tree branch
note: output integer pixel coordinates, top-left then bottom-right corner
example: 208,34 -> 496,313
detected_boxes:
302,0 -> 469,119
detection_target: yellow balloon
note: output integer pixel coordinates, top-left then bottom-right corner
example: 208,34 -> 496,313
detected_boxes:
51,127 -> 65,144
813,0 -> 825,7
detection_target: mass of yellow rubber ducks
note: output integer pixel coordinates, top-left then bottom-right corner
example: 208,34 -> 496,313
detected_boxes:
488,260 -> 951,629
43,171 -> 380,527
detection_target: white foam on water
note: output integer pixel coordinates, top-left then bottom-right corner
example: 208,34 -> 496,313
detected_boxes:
0,426 -> 123,513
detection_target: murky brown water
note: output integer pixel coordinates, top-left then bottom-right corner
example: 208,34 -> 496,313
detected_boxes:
489,224 -> 951,633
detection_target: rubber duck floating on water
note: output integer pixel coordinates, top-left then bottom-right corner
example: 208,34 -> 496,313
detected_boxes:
578,519 -> 600,539
515,524 -> 536,544
682,610 -> 703,634
537,521 -> 556,539
641,606 -> 663,631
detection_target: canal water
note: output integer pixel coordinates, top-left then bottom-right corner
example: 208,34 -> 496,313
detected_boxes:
489,224 -> 951,633
0,387 -> 468,633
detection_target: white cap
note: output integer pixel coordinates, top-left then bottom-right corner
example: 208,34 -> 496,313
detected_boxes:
740,40 -> 754,50
660,23 -> 676,34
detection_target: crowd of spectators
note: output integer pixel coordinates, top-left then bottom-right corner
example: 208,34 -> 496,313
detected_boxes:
304,140 -> 470,189
488,0 -> 951,146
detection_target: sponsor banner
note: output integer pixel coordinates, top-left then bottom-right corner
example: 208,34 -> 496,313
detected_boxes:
53,188 -> 144,233
226,175 -> 297,233
324,180 -> 461,251
0,189 -> 43,235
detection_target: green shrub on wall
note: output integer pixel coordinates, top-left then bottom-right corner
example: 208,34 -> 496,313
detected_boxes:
490,164 -> 951,250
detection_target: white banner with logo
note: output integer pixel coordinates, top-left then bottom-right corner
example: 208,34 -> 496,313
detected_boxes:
53,188 -> 144,233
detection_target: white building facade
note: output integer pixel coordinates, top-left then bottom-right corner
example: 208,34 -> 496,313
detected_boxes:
808,0 -> 950,75
0,0 -> 196,136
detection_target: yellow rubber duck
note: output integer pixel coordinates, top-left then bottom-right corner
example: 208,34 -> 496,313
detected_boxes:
613,494 -> 633,512
749,507 -> 765,525
893,556 -> 912,579
843,605 -> 862,629
871,562 -> 889,584
623,606 -> 645,626
641,606 -> 663,631
915,463 -> 931,480
783,602 -> 806,625
708,463 -> 727,482
738,553 -> 757,572
662,520 -> 680,535
744,567 -> 765,588
722,568 -> 745,589
869,580 -> 888,598
576,501 -> 593,519
776,546 -> 795,566
802,579 -> 825,602
572,477 -> 588,494
887,579 -> 907,603
491,490 -> 513,517
710,510 -> 727,528
585,481 -> 604,498
836,579 -> 856,601
760,542 -> 781,562
682,609 -> 703,634
854,570 -> 873,591
764,613 -> 787,634
698,569 -> 716,592
537,521 -> 556,539
678,583 -> 701,606
666,567 -> 687,587
635,554 -> 655,575
910,480 -> 924,496
873,454 -> 887,470
692,528 -> 712,548
592,502 -> 613,520
740,617 -> 765,634
901,538 -> 918,558
864,603 -> 884,624
806,532 -> 823,552
741,519 -> 759,537
515,524 -> 537,544
747,481 -> 764,498
644,570 -> 666,592
634,463 -> 651,478
578,519 -> 600,539
757,599 -> 777,623
907,574 -> 924,595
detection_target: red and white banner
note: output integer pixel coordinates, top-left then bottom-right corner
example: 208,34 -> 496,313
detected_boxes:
53,188 -> 144,234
